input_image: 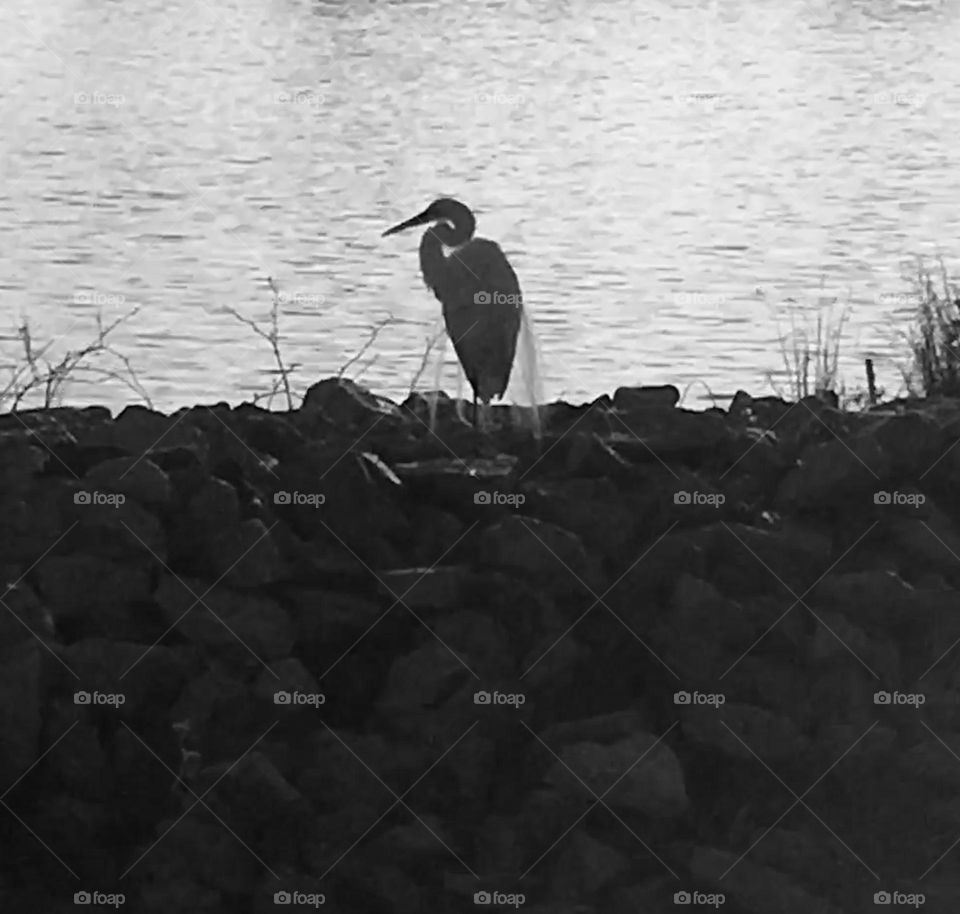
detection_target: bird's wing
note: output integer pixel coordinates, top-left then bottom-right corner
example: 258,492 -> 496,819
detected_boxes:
442,239 -> 523,401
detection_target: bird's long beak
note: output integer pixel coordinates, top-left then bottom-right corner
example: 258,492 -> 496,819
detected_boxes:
382,208 -> 432,237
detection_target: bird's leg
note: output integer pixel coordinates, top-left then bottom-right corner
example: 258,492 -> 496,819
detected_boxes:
473,397 -> 487,452
472,392 -> 479,431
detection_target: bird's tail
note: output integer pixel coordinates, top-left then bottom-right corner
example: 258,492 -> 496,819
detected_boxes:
475,373 -> 507,405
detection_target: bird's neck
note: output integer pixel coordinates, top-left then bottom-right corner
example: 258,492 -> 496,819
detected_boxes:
418,211 -> 476,292
434,211 -> 474,248
419,231 -> 448,294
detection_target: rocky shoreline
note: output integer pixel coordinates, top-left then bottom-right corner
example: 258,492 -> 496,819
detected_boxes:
1,378 -> 959,913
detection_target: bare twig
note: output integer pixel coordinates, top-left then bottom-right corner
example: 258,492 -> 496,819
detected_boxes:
677,378 -> 720,409
222,276 -> 297,410
337,314 -> 394,380
407,325 -> 447,395
759,282 -> 851,401
0,308 -> 149,411
901,256 -> 960,397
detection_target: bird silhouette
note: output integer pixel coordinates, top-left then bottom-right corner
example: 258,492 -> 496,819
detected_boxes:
383,197 -> 522,430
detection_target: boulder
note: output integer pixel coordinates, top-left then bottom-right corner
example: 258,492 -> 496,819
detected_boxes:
543,732 -> 688,819
154,575 -> 296,662
83,455 -> 172,510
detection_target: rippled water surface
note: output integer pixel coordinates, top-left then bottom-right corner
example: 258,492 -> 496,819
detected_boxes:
2,0 -> 959,410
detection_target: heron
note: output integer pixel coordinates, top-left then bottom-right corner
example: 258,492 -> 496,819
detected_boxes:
382,197 -> 522,431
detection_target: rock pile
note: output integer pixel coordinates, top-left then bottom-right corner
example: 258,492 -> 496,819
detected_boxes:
1,380 -> 959,912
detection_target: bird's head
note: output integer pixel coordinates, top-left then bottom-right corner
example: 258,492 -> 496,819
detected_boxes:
382,198 -> 467,237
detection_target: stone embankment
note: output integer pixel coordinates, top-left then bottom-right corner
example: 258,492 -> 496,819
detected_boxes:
1,378 -> 959,913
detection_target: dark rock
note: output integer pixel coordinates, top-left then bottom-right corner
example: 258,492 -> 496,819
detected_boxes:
613,384 -> 681,411
400,504 -> 466,564
82,455 -> 172,510
231,408 -> 307,463
0,642 -> 42,789
0,404 -> 112,435
391,453 -> 519,514
535,430 -> 635,477
679,702 -> 809,761
335,860 -> 423,914
0,485 -> 63,563
541,708 -> 649,746
272,444 -> 409,557
689,846 -> 844,914
551,830 -> 631,896
375,636 -> 474,726
42,714 -> 112,800
810,570 -> 917,628
133,842 -> 223,913
705,520 -> 834,597
378,565 -> 472,610
775,433 -> 892,510
522,477 -> 640,561
401,389 -> 453,424
885,508 -> 960,587
83,404 -> 210,462
0,429 -> 46,488
253,657 -> 319,705
34,555 -> 152,635
154,575 -> 296,662
606,409 -> 731,462
301,377 -> 403,427
10,385 -> 960,913
61,485 -> 167,563
477,515 -> 593,582
869,410 -> 945,475
250,869 -> 328,914
612,530 -> 709,606
0,575 -> 55,647
289,588 -> 386,662
805,610 -> 899,678
194,752 -> 310,857
543,732 -> 688,818
367,813 -> 455,861
169,478 -> 284,585
57,639 -> 191,715
221,517 -> 286,588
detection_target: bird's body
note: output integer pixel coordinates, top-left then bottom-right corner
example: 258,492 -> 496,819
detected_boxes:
383,198 -> 523,427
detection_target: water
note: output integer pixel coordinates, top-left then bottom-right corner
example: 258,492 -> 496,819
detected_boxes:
1,0 -> 959,412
